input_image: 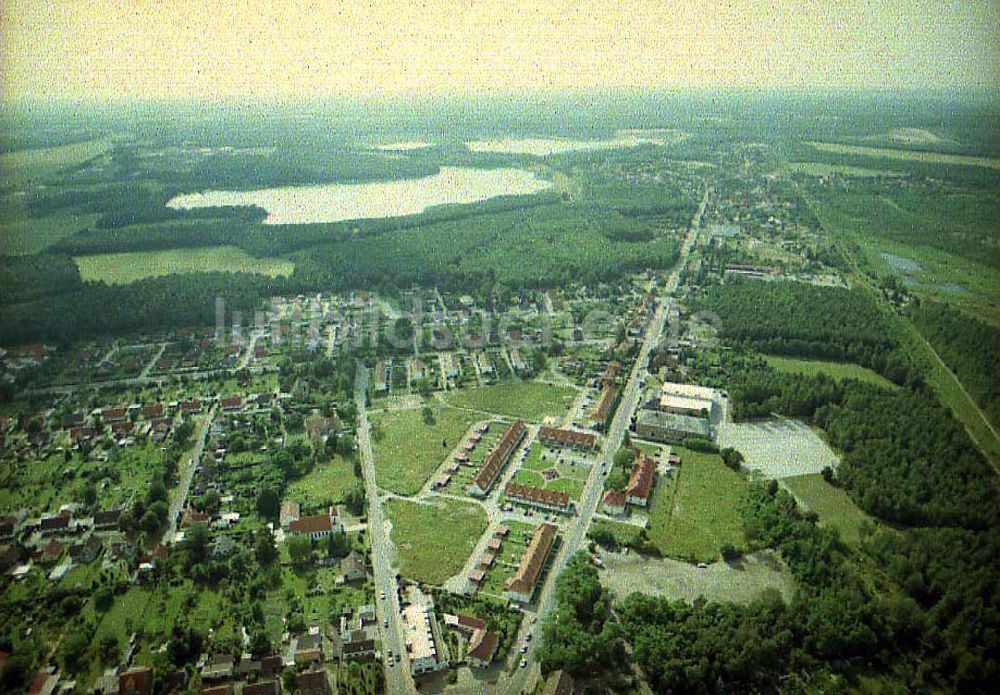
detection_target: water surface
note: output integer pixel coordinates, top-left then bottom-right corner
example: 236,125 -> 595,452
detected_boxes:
166,166 -> 550,225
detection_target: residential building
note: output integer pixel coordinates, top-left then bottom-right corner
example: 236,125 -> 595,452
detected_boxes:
280,501 -> 300,529
118,667 -> 154,695
626,457 -> 656,507
471,420 -> 526,496
537,426 -> 596,450
504,482 -> 571,514
601,490 -> 627,517
505,523 -> 558,603
591,384 -> 618,424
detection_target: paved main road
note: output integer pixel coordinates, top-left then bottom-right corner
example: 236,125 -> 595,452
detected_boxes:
355,365 -> 416,694
494,186 -> 709,695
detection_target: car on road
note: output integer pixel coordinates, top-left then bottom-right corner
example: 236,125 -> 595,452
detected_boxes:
519,644 -> 527,653
388,657 -> 394,667
520,658 -> 528,669
525,632 -> 532,642
383,618 -> 389,628
380,590 -> 386,600
697,562 -> 709,569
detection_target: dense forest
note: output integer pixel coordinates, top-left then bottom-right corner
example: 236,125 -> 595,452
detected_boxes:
911,300 -> 1000,427
693,277 -> 913,383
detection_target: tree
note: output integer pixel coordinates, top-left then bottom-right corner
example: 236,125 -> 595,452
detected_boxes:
81,483 -> 98,507
139,510 -> 162,535
613,447 -> 634,474
326,531 -> 349,559
256,488 -> 281,520
98,634 -> 119,666
147,479 -> 168,505
198,491 -> 221,515
255,532 -> 278,566
721,447 -> 744,472
184,523 -> 212,568
287,535 -> 313,565
344,483 -> 366,516
94,585 -> 115,612
60,630 -> 90,672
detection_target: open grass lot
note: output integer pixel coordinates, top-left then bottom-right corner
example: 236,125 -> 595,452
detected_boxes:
765,355 -> 897,389
444,380 -> 577,422
782,473 -> 872,545
648,447 -> 748,563
806,141 -> 1000,169
74,245 -> 295,284
285,454 -> 359,509
386,498 -> 487,585
371,405 -> 477,495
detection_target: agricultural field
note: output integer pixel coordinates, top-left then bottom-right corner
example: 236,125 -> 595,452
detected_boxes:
0,137 -> 110,186
0,204 -> 101,255
73,246 -> 295,284
370,405 -> 477,495
284,454 -> 359,508
647,447 -> 748,563
806,141 -> 1000,169
764,355 -> 897,389
385,498 -> 487,585
443,380 -> 577,422
783,161 -> 903,178
782,473 -> 873,545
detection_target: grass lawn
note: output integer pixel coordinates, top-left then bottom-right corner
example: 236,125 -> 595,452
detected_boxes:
765,355 -> 897,389
512,469 -> 546,488
286,454 -> 358,509
74,246 -> 294,284
386,498 -> 487,585
648,447 -> 748,563
548,476 -> 586,499
444,380 -> 576,422
783,473 -> 873,545
589,518 -> 643,546
371,405 -> 477,495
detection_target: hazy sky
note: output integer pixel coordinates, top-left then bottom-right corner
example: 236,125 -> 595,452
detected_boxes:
2,0 -> 998,101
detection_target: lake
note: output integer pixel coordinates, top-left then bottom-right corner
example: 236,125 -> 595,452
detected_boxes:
165,166 -> 551,225
466,130 -> 684,156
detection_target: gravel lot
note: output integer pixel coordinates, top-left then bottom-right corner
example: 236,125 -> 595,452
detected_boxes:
597,548 -> 793,603
718,418 -> 839,479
